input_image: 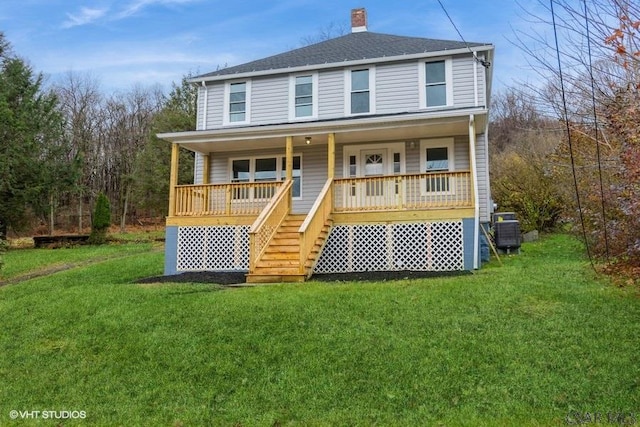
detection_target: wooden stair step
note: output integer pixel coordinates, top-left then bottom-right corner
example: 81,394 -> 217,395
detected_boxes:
265,245 -> 300,253
261,252 -> 299,260
246,274 -> 306,284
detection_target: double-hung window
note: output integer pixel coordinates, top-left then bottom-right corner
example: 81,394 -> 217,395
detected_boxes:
347,68 -> 374,115
419,59 -> 452,108
225,81 -> 250,124
420,138 -> 455,193
294,75 -> 313,118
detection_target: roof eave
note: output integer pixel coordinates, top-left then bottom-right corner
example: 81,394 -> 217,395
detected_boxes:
190,44 -> 495,84
158,107 -> 488,147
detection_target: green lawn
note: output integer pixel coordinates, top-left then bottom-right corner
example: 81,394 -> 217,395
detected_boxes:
0,235 -> 638,426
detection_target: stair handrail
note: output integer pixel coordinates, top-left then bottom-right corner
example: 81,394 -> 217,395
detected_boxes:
249,179 -> 293,273
298,178 -> 333,276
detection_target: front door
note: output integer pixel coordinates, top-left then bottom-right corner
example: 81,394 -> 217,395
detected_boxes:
360,149 -> 387,205
343,143 -> 405,210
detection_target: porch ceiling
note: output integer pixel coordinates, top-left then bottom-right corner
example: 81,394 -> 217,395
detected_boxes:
159,109 -> 488,153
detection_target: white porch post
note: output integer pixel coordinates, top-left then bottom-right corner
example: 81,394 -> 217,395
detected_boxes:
469,114 -> 480,269
285,136 -> 293,181
328,133 -> 335,180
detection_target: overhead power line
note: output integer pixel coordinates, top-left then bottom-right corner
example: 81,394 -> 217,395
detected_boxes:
435,0 -> 491,68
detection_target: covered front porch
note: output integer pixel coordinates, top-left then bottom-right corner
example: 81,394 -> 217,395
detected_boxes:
161,111 -> 487,282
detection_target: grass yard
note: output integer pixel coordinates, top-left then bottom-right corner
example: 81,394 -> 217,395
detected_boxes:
0,235 -> 638,426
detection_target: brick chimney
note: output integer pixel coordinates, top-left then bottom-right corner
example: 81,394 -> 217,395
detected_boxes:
351,8 -> 367,33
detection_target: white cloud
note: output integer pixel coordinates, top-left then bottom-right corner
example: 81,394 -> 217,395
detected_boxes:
62,7 -> 108,29
117,0 -> 199,19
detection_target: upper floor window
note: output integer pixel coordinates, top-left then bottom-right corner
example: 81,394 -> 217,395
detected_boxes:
290,74 -> 318,120
345,68 -> 375,115
419,59 -> 452,109
229,82 -> 246,122
351,69 -> 370,114
295,76 -> 313,117
224,81 -> 251,125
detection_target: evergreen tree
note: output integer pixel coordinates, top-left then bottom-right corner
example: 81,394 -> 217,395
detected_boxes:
0,32 -> 76,233
89,193 -> 111,244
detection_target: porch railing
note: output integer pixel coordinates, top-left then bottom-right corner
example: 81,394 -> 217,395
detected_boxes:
173,181 -> 283,216
298,179 -> 333,276
333,171 -> 472,212
248,180 -> 292,272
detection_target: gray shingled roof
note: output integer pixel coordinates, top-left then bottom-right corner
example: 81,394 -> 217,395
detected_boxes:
198,31 -> 488,78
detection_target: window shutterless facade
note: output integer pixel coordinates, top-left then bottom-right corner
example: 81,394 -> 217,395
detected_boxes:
224,81 -> 251,125
230,155 -> 302,198
419,58 -> 453,109
289,73 -> 318,120
345,67 -> 375,115
420,138 -> 455,194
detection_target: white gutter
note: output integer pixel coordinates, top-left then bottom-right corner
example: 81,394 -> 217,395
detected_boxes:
192,45 -> 495,84
158,107 -> 488,144
469,114 -> 480,269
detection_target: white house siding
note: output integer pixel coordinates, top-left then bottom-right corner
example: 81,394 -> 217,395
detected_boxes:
318,69 -> 345,119
476,60 -> 487,107
251,77 -> 289,125
452,55 -> 476,108
194,153 -> 204,185
475,132 -> 490,222
376,61 -> 420,114
206,84 -> 224,128
196,86 -> 206,130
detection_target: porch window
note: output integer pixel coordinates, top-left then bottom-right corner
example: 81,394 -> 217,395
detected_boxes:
420,138 -> 455,193
229,155 -> 302,199
280,156 -> 301,198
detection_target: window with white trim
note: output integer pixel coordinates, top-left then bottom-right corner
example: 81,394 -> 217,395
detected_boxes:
288,74 -> 319,119
346,68 -> 375,115
420,138 -> 455,193
419,59 -> 453,108
224,81 -> 250,124
230,155 -> 302,198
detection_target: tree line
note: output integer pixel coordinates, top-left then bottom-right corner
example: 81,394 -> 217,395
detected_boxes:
489,0 -> 639,267
1,0 -> 638,270
0,32 -> 194,238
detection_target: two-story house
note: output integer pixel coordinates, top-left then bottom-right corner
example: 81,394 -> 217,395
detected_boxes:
159,8 -> 494,283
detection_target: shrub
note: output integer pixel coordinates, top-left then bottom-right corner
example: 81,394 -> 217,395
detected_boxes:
89,193 -> 111,245
491,150 -> 565,233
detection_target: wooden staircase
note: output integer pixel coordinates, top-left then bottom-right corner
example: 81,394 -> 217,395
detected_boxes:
246,214 -> 331,283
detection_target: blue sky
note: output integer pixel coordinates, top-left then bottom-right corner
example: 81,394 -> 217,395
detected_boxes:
0,0 -> 546,93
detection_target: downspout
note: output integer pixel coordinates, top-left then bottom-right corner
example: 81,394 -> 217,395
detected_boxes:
200,81 -> 208,131
469,114 -> 480,269
473,56 -> 479,108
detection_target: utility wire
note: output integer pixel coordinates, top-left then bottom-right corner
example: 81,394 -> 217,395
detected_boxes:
583,0 -> 610,263
550,0 -> 595,270
436,0 -> 491,68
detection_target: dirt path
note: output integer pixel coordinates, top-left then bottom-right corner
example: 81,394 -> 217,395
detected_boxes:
0,247 -> 162,287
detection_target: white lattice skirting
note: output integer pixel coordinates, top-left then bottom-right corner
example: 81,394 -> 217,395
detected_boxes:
314,221 -> 465,273
176,226 -> 249,271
